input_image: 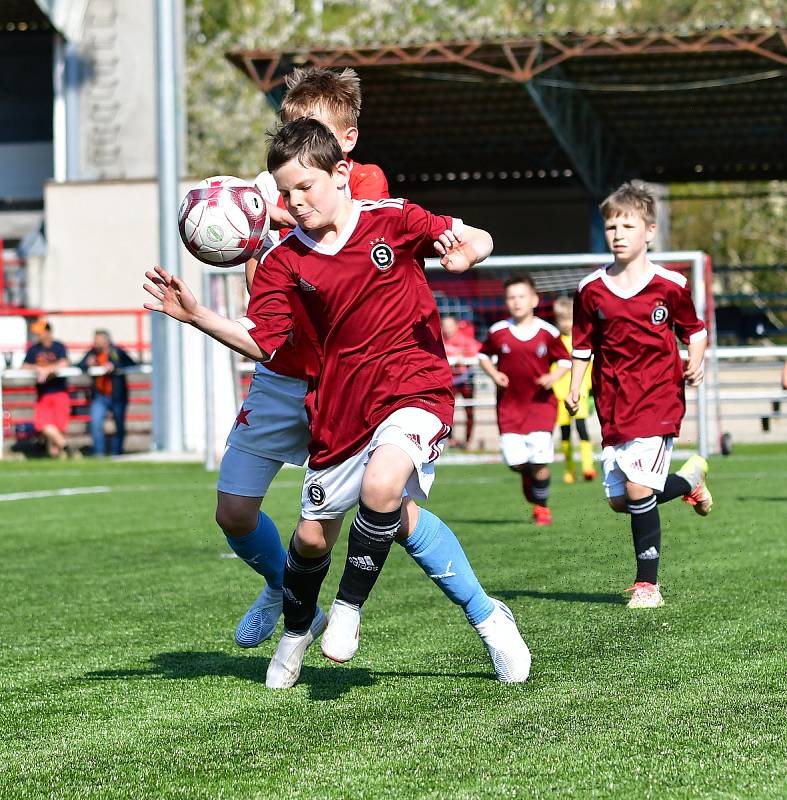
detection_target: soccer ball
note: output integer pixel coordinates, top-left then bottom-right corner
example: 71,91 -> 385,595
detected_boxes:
178,176 -> 270,267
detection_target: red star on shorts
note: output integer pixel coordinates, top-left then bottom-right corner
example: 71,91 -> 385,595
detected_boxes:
234,406 -> 251,429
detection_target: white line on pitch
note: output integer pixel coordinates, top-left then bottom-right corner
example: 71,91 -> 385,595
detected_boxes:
0,486 -> 112,502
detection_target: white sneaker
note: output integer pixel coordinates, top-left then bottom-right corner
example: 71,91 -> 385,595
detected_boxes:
321,600 -> 361,663
265,608 -> 327,689
625,582 -> 665,609
677,455 -> 713,516
473,599 -> 531,683
234,585 -> 283,648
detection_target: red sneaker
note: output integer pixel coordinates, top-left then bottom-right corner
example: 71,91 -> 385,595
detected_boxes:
583,469 -> 597,481
532,504 -> 552,526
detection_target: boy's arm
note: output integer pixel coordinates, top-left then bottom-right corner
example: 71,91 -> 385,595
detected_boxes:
566,289 -> 594,413
565,357 -> 591,414
144,266 -> 268,361
684,336 -> 707,386
477,353 -> 509,388
435,225 -> 493,273
672,282 -> 708,387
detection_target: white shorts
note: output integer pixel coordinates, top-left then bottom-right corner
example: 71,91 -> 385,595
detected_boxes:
602,435 -> 673,498
300,407 -> 452,520
225,363 -> 309,466
500,431 -> 555,467
216,445 -> 285,498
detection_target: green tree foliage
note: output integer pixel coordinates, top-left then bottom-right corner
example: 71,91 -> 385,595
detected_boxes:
670,182 -> 787,323
186,0 -> 786,271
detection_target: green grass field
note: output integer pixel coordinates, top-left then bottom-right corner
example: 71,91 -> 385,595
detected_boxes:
1,446 -> 785,799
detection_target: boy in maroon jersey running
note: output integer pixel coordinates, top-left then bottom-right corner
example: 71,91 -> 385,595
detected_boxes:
479,276 -> 571,526
567,182 -> 713,609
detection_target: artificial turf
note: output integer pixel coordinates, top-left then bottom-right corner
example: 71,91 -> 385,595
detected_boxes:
1,445 -> 785,799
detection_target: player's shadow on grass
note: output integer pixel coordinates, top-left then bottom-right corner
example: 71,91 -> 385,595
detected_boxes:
83,651 -> 375,701
495,588 -> 625,605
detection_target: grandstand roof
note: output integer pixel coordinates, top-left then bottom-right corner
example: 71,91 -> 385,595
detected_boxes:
228,26 -> 787,196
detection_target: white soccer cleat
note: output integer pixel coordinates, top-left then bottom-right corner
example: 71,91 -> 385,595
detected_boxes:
677,455 -> 713,516
320,599 -> 361,663
265,607 -> 327,689
625,582 -> 665,609
234,585 -> 283,648
473,599 -> 531,683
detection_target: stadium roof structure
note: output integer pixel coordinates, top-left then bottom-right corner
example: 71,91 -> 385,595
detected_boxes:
228,26 -> 787,197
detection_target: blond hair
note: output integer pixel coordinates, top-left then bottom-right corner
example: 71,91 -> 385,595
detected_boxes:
280,67 -> 361,130
552,296 -> 573,320
600,181 -> 657,226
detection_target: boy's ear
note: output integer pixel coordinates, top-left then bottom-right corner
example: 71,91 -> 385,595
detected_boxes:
337,126 -> 359,154
645,223 -> 657,243
334,159 -> 351,189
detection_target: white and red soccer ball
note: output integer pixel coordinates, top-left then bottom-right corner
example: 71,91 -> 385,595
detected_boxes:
178,176 -> 270,267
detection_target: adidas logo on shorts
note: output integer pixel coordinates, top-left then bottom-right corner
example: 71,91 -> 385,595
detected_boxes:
349,555 -> 377,572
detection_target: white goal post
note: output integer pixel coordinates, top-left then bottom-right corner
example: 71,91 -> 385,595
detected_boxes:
200,250 -> 718,468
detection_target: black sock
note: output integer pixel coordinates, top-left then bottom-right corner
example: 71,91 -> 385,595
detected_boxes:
520,470 -> 534,503
627,494 -> 661,584
282,538 -> 331,634
575,418 -> 589,441
336,501 -> 401,607
655,474 -> 692,504
531,475 -> 550,507
560,425 -> 571,442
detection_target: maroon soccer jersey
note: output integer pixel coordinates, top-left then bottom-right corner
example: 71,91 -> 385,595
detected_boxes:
572,263 -> 707,447
263,161 -> 390,383
242,198 -> 457,468
480,317 -> 571,435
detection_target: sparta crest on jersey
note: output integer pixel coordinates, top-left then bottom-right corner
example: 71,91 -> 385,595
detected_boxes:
243,198 -> 460,469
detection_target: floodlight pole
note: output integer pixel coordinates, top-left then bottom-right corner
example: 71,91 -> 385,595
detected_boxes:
152,0 -> 185,452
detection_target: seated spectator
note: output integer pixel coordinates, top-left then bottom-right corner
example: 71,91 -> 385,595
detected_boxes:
78,330 -> 137,456
22,320 -> 71,458
441,315 -> 482,448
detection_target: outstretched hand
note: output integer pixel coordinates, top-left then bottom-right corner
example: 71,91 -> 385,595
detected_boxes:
143,266 -> 199,323
434,229 -> 476,273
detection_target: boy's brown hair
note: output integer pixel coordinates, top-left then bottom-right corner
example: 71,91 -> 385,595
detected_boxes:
280,67 -> 361,130
600,181 -> 657,226
267,117 -> 343,174
504,274 -> 537,293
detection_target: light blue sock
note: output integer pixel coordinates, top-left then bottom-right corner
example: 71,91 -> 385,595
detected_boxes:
225,512 -> 285,590
400,508 -> 494,626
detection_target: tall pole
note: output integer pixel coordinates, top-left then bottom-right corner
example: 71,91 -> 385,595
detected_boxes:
152,0 -> 185,452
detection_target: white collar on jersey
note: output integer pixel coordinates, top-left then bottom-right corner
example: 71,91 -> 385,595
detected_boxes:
292,199 -> 361,256
499,317 -> 545,342
600,259 -> 658,299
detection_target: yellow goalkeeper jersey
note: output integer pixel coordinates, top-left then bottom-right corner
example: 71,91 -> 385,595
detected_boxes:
552,333 -> 592,401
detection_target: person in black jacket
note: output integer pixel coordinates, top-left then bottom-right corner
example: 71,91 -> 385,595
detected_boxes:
78,330 -> 137,455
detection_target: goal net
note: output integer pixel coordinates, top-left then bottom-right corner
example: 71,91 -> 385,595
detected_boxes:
202,251 -> 718,468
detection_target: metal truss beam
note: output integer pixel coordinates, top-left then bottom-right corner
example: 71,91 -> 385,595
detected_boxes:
227,27 -> 787,92
524,63 -> 635,198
